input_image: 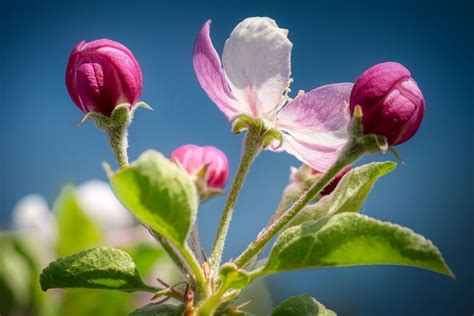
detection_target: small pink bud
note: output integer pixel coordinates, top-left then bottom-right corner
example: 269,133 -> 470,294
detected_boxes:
316,165 -> 352,196
171,145 -> 229,189
66,39 -> 143,116
349,62 -> 425,145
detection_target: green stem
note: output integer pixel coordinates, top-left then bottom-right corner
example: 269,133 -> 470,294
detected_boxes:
210,125 -> 264,272
180,245 -> 209,302
234,139 -> 368,268
150,231 -> 209,302
151,229 -> 192,278
189,222 -> 204,263
196,285 -> 227,316
106,125 -> 129,168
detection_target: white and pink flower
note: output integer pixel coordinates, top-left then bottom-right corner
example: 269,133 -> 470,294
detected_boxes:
193,17 -> 353,172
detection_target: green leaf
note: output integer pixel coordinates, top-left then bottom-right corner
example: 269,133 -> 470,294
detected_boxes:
130,304 -> 185,316
40,247 -> 156,292
291,162 -> 396,227
271,295 -> 336,316
263,213 -> 453,277
220,263 -> 250,290
110,150 -> 198,246
55,186 -> 102,257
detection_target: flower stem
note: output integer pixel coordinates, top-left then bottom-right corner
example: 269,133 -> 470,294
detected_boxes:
153,227 -> 210,303
150,229 -> 192,277
234,138 -> 369,268
189,222 -> 204,263
196,284 -> 228,316
106,124 -> 129,168
181,245 -> 210,302
210,125 -> 264,272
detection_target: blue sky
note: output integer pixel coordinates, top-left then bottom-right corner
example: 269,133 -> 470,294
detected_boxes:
1,0 -> 473,314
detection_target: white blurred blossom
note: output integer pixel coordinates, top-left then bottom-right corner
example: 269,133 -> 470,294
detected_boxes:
76,179 -> 134,231
12,194 -> 57,244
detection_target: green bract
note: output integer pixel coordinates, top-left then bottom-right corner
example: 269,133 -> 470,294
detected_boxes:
39,247 -> 155,292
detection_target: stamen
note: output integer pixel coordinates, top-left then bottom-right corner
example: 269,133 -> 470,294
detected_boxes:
272,77 -> 295,118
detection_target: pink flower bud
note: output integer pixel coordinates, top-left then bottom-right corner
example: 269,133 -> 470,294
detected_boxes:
349,62 -> 425,145
317,165 -> 351,196
65,39 -> 143,116
171,145 -> 229,189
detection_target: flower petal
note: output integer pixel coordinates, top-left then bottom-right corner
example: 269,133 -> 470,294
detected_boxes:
222,17 -> 292,117
193,20 -> 240,120
275,83 -> 353,172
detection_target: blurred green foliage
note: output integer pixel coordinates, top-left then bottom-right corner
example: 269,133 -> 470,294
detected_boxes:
0,185 -> 167,315
0,183 -> 273,315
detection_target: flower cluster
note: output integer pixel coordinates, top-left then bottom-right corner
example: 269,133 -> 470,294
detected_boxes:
38,16 -> 451,316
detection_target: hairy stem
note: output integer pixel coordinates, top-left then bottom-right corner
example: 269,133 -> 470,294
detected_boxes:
106,125 -> 129,168
149,230 -> 209,302
151,229 -> 192,278
189,222 -> 204,263
180,245 -> 209,302
196,284 -> 227,316
234,139 -> 367,268
210,125 -> 264,272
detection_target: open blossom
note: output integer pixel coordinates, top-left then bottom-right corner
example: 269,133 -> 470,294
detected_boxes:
66,39 -> 143,116
171,144 -> 229,189
193,18 -> 353,172
349,62 -> 425,145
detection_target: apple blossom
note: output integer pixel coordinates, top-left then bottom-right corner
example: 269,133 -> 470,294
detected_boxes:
193,18 -> 353,172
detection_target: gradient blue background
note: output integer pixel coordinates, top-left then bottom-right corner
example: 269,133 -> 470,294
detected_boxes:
1,0 -> 473,314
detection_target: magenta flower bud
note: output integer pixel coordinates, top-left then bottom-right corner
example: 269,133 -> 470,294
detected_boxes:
318,165 -> 351,196
171,145 -> 229,189
349,62 -> 425,145
65,39 -> 143,116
